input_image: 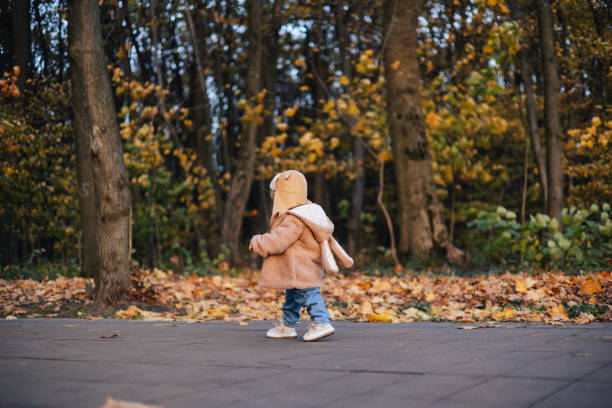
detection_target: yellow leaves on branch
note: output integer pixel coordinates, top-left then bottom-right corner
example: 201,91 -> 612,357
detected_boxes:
426,111 -> 441,127
329,137 -> 340,150
0,66 -> 21,98
283,105 -> 298,118
567,117 -> 611,150
378,151 -> 393,162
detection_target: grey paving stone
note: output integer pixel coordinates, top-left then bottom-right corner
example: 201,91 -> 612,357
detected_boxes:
323,393 -> 433,408
446,377 -> 570,407
425,400 -> 517,408
504,354 -> 608,380
367,373 -> 493,401
226,390 -> 342,408
580,362 -> 612,383
532,381 -> 612,408
198,368 -> 345,400
0,319 -> 610,408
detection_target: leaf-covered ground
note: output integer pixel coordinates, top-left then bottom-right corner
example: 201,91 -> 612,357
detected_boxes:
1,269 -> 610,324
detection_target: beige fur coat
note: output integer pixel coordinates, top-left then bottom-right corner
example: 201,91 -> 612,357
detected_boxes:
250,203 -> 353,289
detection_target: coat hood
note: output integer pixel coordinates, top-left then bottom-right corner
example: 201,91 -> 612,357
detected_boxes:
287,203 -> 334,243
270,170 -> 308,215
288,202 -> 354,273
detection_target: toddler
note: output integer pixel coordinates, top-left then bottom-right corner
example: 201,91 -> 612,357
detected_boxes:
249,170 -> 353,341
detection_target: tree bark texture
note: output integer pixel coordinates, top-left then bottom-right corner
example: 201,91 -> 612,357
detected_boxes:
260,0 -> 284,140
384,0 -> 460,261
336,0 -> 364,256
184,3 -> 221,224
69,0 -> 132,306
11,0 -> 30,91
518,49 -> 548,209
220,0 -> 262,260
538,0 -> 564,219
509,0 -> 548,210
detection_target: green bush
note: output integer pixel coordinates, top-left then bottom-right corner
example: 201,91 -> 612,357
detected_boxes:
467,203 -> 612,269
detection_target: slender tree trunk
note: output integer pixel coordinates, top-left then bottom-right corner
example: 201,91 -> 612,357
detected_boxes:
33,0 -> 50,77
384,0 -> 464,264
313,172 -> 329,211
509,0 -> 548,210
11,0 -> 30,91
69,0 -> 132,306
149,0 -> 180,148
519,50 -> 548,210
538,0 -> 564,219
336,0 -> 364,257
220,0 -> 262,261
260,0 -> 284,140
348,138 -> 365,255
184,3 -> 222,224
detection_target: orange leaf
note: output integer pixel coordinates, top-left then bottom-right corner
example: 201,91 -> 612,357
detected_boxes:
580,278 -> 602,295
365,312 -> 392,323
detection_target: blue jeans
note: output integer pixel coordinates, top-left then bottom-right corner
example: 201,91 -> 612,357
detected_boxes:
282,287 -> 331,327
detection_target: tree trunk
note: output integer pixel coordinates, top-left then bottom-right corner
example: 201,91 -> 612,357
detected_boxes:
149,0 -> 180,148
336,0 -> 364,257
519,50 -> 548,210
509,0 -> 548,210
184,2 -> 215,180
384,0 -> 464,264
220,0 -> 262,261
538,0 -> 564,219
260,0 -> 284,140
69,0 -> 132,306
11,0 -> 30,91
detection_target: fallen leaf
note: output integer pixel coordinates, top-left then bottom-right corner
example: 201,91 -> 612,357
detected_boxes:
548,304 -> 569,321
100,331 -> 120,339
402,307 -> 430,321
580,278 -> 602,295
98,396 -> 164,408
116,305 -> 142,319
574,312 -> 595,324
365,312 -> 393,323
493,307 -> 515,320
458,323 -> 501,330
515,278 -> 527,293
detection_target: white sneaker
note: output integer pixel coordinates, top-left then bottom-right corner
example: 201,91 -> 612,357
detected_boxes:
266,321 -> 297,339
303,323 -> 335,342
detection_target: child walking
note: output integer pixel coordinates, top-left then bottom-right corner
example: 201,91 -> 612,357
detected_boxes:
249,170 -> 353,341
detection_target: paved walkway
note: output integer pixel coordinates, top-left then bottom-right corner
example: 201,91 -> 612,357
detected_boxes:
0,319 -> 610,408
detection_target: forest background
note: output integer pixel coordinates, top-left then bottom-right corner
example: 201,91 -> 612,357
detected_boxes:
0,0 -> 610,314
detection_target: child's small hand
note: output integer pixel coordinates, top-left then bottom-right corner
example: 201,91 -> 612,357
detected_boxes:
249,235 -> 264,257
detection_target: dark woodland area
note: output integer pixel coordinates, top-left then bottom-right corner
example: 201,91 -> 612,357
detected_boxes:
0,0 -> 610,306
